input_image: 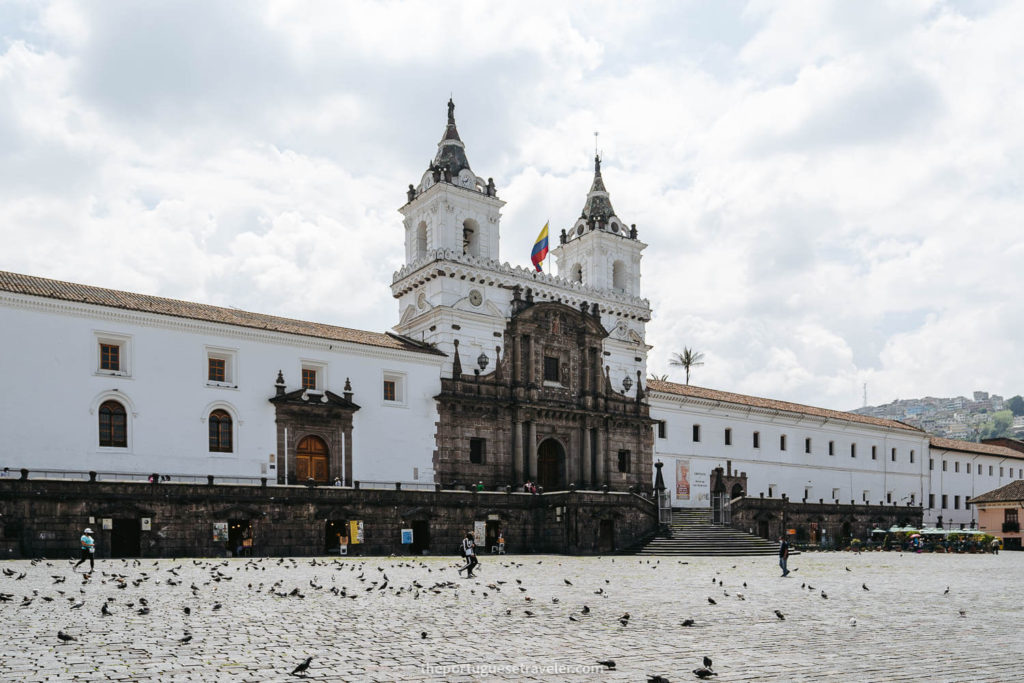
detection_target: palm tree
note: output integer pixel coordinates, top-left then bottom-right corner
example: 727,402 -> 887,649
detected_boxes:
648,373 -> 669,382
669,348 -> 705,385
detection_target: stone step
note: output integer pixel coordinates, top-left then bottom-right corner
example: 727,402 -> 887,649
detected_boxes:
627,508 -> 786,556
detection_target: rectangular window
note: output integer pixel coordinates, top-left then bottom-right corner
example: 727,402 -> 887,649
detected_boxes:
889,447 -> 895,462
804,486 -> 812,501
657,421 -> 667,439
954,495 -> 960,510
100,343 -> 120,371
724,428 -> 732,446
942,494 -> 948,509
886,491 -> 892,503
910,450 -> 915,464
382,371 -> 406,406
543,356 -> 560,382
753,432 -> 760,448
928,493 -> 935,509
1011,468 -> 1016,478
910,493 -> 915,505
469,438 -> 486,464
828,441 -> 835,456
967,463 -> 971,474
780,435 -> 787,451
850,443 -> 856,458
989,465 -> 993,475
95,332 -> 131,376
617,449 -> 631,473
954,461 -> 960,473
768,484 -> 777,498
692,425 -> 701,443
1007,509 -> 1019,524
862,490 -> 870,502
832,488 -> 840,500
208,357 -> 226,383
805,438 -> 812,454
206,347 -> 237,386
942,460 -> 947,472
929,459 -> 934,470
302,368 -> 317,390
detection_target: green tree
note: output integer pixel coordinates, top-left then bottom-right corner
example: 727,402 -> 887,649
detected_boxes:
648,373 -> 669,382
1007,395 -> 1024,417
980,410 -> 1014,439
669,348 -> 705,385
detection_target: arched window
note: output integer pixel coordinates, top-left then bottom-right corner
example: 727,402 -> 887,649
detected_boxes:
415,221 -> 427,259
612,260 -> 627,291
571,263 -> 583,283
99,400 -> 127,448
462,218 -> 480,257
209,409 -> 233,453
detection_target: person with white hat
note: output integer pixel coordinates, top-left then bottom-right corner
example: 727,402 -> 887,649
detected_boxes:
74,527 -> 95,573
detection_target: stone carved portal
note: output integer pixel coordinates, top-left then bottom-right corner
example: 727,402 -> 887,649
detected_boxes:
536,438 -> 565,490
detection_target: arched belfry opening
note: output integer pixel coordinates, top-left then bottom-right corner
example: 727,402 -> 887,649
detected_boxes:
415,221 -> 427,259
462,218 -> 480,257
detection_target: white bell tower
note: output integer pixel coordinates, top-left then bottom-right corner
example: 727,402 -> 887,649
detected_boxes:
551,155 -> 646,297
399,99 -> 504,265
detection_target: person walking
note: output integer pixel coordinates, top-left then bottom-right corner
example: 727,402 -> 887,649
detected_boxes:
457,531 -> 478,578
74,528 -> 95,573
778,535 -> 790,577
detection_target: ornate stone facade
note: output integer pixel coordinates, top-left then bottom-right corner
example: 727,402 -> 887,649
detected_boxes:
434,288 -> 653,491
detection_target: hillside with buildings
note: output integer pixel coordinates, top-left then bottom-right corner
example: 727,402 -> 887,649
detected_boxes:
852,391 -> 1024,441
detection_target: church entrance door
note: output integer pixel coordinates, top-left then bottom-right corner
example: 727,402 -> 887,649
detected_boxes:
536,439 -> 565,491
296,435 -> 329,484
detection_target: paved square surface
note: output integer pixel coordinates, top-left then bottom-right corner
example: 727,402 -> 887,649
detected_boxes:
0,551 -> 1021,681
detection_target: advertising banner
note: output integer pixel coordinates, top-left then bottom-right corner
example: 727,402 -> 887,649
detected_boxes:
212,522 -> 228,542
676,460 -> 690,500
474,520 -> 486,545
401,528 -> 414,544
349,520 -> 364,544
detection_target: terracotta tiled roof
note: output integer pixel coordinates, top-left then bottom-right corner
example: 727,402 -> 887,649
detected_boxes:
0,270 -> 443,356
968,480 -> 1024,505
646,379 -> 922,433
928,436 -> 1024,459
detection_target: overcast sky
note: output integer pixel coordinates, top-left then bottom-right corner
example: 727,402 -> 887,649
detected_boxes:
2,1 -> 1022,411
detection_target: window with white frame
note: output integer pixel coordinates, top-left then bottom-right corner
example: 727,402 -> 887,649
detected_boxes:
206,347 -> 237,387
862,490 -> 870,502
832,488 -> 840,500
300,360 -> 327,392
382,371 -> 407,406
724,428 -> 732,446
94,332 -> 132,377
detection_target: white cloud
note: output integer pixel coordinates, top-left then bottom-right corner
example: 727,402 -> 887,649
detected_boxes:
2,1 -> 1023,411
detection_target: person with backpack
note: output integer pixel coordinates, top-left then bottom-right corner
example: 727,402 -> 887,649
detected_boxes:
457,531 -> 478,578
74,528 -> 95,573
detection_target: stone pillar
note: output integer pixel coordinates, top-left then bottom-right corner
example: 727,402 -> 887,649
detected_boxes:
513,419 -> 524,484
512,335 -> 522,385
527,421 -> 537,481
595,427 -> 605,485
343,426 -> 353,486
582,427 -> 592,488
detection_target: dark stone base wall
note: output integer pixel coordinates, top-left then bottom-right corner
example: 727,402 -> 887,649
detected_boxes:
0,480 -> 657,559
730,497 -> 924,543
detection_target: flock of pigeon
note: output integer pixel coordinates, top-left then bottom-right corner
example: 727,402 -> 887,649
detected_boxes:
0,555 -> 964,680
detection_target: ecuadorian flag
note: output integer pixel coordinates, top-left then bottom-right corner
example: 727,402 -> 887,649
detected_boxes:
531,222 -> 549,272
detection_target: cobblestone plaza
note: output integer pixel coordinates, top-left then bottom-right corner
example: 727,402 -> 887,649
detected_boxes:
1,551 -> 1021,681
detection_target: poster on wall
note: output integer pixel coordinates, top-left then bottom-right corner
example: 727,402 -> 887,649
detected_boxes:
676,460 -> 690,500
212,522 -> 228,542
474,520 -> 486,546
349,520 -> 364,544
401,529 -> 414,544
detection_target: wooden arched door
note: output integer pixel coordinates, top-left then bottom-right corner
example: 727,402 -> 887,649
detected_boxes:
536,438 -> 565,491
296,435 -> 329,484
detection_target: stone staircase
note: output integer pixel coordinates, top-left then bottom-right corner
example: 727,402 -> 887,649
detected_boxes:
632,508 -> 784,556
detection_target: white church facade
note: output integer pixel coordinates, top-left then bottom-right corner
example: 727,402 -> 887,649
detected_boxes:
1,100 -> 1021,532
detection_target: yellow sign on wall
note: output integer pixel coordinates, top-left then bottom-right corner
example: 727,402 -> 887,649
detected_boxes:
349,520 -> 364,544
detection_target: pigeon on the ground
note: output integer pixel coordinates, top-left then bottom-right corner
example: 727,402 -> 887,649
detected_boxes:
178,633 -> 193,644
681,619 -> 695,627
703,656 -> 713,669
707,597 -> 716,605
774,610 -> 785,620
692,667 -> 717,678
57,631 -> 77,643
596,660 -> 616,670
291,657 -> 313,676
